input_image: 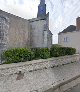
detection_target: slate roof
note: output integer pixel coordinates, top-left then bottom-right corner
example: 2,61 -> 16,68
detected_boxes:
59,25 -> 76,35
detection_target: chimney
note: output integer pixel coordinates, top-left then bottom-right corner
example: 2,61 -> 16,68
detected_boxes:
76,17 -> 80,31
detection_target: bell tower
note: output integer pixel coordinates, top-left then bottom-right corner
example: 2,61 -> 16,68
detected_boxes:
40,0 -> 45,4
37,0 -> 46,18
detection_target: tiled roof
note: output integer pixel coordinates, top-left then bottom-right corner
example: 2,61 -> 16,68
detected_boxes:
59,25 -> 76,34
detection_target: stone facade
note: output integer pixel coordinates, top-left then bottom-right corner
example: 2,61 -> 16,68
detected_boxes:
0,9 -> 31,50
29,0 -> 52,48
29,13 -> 52,48
0,0 -> 52,55
0,54 -> 79,92
0,14 -> 9,53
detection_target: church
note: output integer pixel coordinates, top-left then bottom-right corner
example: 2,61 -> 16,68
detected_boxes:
0,0 -> 52,54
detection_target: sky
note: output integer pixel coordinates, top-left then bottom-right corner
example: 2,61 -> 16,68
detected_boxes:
0,0 -> 80,44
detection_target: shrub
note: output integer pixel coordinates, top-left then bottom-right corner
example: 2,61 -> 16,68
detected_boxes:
50,46 -> 76,57
39,48 -> 50,59
31,48 -> 50,59
2,48 -> 34,64
65,47 -> 76,55
50,46 -> 60,57
2,46 -> 76,64
31,48 -> 40,59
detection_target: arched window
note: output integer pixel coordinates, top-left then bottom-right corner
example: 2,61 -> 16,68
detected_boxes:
0,30 -> 4,40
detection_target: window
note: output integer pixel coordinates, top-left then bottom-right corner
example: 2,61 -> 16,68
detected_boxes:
0,22 -> 2,29
0,16 -> 8,30
0,31 -> 4,40
64,37 -> 69,42
44,23 -> 48,29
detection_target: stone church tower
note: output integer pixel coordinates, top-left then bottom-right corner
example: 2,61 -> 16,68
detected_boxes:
29,0 -> 52,48
37,0 -> 46,18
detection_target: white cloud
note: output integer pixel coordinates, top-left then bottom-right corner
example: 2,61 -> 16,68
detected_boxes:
0,0 -> 39,19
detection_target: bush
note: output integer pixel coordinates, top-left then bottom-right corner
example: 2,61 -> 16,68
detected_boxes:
2,46 -> 76,64
31,48 -> 50,59
2,48 -> 34,64
50,46 -> 76,57
50,46 -> 60,57
31,48 -> 40,59
39,48 -> 50,59
65,47 -> 76,55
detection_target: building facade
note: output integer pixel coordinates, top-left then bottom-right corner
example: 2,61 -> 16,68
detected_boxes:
58,17 -> 80,53
29,0 -> 52,48
0,0 -> 52,57
0,10 -> 31,53
29,12 -> 52,48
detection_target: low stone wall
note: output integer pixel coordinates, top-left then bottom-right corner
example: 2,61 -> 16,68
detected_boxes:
0,54 -> 80,92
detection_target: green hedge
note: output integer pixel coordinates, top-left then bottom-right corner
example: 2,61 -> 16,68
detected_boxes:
2,48 -> 34,64
2,46 -> 76,64
31,48 -> 50,59
50,46 -> 76,57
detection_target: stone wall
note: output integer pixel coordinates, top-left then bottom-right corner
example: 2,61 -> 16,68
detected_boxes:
0,9 -> 30,49
0,54 -> 79,92
29,14 -> 52,48
29,18 -> 47,48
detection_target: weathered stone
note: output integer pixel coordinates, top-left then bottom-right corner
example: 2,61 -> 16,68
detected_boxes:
0,54 -> 80,92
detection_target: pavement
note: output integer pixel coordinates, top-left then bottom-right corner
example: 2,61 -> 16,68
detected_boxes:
43,61 -> 80,92
66,83 -> 80,92
1,61 -> 80,92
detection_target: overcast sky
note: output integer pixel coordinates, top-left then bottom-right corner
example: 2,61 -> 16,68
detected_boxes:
0,0 -> 80,43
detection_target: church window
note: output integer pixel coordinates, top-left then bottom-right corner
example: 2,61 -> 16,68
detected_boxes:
0,17 -> 5,29
0,16 -> 8,53
0,22 -> 3,29
44,24 -> 47,29
39,6 -> 45,14
0,24 -> 2,29
0,31 -> 4,40
43,30 -> 47,47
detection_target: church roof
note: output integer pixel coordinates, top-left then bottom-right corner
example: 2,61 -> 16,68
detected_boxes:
0,9 -> 27,21
59,25 -> 76,34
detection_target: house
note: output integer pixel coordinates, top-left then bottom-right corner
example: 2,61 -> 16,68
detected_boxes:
58,17 -> 80,53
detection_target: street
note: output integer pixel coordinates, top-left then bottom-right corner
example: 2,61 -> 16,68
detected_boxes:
66,84 -> 80,92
